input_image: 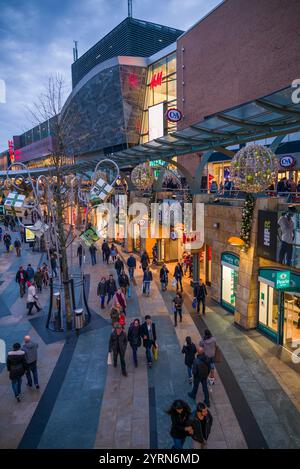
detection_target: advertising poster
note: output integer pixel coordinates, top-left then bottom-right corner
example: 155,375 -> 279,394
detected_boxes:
79,226 -> 100,247
25,226 -> 35,243
257,210 -> 300,270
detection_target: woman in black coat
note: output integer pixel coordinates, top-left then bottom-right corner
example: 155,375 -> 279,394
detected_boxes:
128,318 -> 142,367
166,400 -> 193,449
182,336 -> 197,384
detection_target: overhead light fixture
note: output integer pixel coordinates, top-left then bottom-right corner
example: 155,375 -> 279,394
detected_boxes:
227,236 -> 245,247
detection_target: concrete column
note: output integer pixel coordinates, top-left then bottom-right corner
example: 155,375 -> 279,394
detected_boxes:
192,251 -> 200,286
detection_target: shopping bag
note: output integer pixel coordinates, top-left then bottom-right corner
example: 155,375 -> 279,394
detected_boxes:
152,344 -> 158,361
127,286 -> 131,298
214,345 -> 221,363
107,352 -> 112,365
171,278 -> 177,288
192,297 -> 197,309
9,244 -> 13,252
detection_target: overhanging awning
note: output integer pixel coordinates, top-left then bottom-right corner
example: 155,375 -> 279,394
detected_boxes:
114,85 -> 300,163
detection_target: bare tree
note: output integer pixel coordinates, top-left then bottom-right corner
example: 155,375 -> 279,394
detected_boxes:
28,74 -> 76,330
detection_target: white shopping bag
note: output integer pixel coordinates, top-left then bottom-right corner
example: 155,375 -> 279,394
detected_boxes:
107,352 -> 112,365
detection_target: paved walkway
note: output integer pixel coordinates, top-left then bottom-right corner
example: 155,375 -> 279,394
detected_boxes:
0,235 -> 299,449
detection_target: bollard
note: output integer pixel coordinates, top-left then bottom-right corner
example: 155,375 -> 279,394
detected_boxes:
75,308 -> 84,333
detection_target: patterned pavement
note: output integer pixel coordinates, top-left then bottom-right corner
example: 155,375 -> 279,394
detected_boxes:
0,234 -> 299,449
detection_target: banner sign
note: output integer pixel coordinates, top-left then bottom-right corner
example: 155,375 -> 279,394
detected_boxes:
79,226 -> 100,247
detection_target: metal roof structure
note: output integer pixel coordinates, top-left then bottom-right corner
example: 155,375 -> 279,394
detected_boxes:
2,85 -> 300,179
113,85 -> 300,165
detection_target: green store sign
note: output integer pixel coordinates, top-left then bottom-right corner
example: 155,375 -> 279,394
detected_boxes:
221,252 -> 240,267
275,271 -> 290,289
259,268 -> 300,291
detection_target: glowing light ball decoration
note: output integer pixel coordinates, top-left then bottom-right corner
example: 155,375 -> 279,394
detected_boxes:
131,162 -> 154,190
230,144 -> 278,193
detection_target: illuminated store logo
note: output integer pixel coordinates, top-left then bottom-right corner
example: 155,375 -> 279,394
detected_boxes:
150,71 -> 163,89
279,155 -> 295,169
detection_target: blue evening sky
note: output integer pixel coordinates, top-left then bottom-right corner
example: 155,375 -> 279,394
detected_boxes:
0,0 -> 222,151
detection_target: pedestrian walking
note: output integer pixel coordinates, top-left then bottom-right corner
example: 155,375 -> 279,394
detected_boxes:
142,267 -> 153,296
118,269 -> 130,296
26,264 -> 35,282
172,292 -> 183,327
188,346 -> 211,407
103,242 -> 111,264
127,254 -> 136,281
16,265 -> 28,297
174,262 -> 183,292
200,329 -> 217,385
166,400 -> 193,449
50,254 -> 58,278
14,238 -> 21,257
140,250 -> 150,272
160,263 -> 169,291
128,318 -> 142,367
77,244 -> 84,267
182,336 -> 197,383
97,276 -> 107,309
89,243 -> 97,265
6,343 -> 27,402
193,279 -> 207,315
112,288 -> 127,315
108,324 -> 128,376
110,243 -> 117,262
27,281 -> 42,316
34,268 -> 43,293
110,306 -> 120,327
106,274 -> 117,304
3,232 -> 11,252
22,335 -> 40,389
140,315 -> 157,368
41,263 -> 49,287
189,402 -> 213,449
115,256 -> 124,277
101,240 -> 108,262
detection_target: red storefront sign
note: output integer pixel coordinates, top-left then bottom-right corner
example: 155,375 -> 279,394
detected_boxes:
150,71 -> 163,89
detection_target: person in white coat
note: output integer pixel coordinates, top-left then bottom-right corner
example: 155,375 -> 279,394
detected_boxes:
27,281 -> 42,316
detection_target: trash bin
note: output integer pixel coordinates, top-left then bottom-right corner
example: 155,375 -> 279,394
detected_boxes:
75,308 -> 84,330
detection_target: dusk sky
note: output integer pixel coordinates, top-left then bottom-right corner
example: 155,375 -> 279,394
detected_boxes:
0,0 -> 222,152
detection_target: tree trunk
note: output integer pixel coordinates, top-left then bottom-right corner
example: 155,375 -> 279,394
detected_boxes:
55,170 -> 73,330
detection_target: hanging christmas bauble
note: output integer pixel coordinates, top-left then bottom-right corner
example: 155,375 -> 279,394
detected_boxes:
230,144 -> 278,193
131,162 -> 154,190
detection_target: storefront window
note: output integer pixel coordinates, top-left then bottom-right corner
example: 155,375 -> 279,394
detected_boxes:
258,282 -> 279,334
283,292 -> 300,346
153,81 -> 167,105
221,253 -> 239,313
167,53 -> 176,75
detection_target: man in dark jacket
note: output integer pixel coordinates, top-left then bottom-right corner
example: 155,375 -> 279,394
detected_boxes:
160,264 -> 169,291
77,244 -> 84,267
3,232 -> 11,252
22,335 -> 39,389
140,315 -> 157,368
115,257 -> 124,277
118,270 -> 130,294
97,277 -> 107,309
143,267 -> 153,296
188,346 -> 211,406
128,319 -> 142,367
189,402 -> 213,449
7,343 -> 27,401
16,266 -> 28,297
194,279 -> 207,315
14,238 -> 21,257
101,240 -> 109,262
140,251 -> 150,272
106,274 -> 117,304
108,324 -> 128,376
89,244 -> 97,265
174,263 -> 183,292
127,254 -> 136,281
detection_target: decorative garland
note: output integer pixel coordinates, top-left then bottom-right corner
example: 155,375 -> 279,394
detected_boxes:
240,194 -> 255,251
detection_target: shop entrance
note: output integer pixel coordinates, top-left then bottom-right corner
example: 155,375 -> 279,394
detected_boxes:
258,268 -> 300,348
221,252 -> 240,313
